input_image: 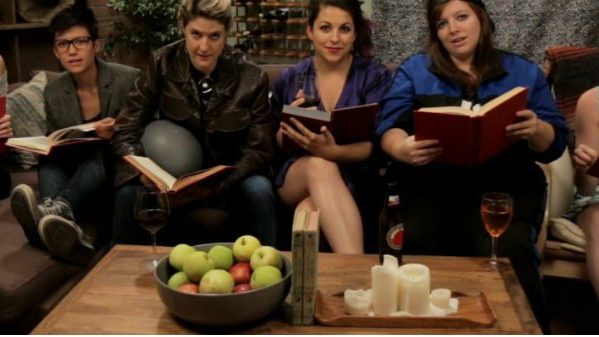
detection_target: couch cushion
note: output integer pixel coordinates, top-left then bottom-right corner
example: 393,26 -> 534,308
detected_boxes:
545,46 -> 599,134
6,71 -> 48,169
0,204 -> 80,324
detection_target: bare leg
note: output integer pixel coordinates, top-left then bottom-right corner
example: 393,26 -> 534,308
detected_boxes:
577,204 -> 599,300
278,156 -> 364,254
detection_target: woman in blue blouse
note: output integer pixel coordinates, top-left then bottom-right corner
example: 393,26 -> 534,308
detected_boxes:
375,0 -> 568,332
271,0 -> 392,254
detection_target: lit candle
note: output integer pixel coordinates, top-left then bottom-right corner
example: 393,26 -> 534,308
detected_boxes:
430,288 -> 451,309
371,265 -> 398,316
397,263 -> 430,315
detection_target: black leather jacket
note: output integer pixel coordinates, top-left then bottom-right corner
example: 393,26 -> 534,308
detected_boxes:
112,40 -> 275,192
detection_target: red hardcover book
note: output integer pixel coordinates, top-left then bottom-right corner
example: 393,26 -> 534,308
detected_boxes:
414,86 -> 528,166
281,103 -> 379,151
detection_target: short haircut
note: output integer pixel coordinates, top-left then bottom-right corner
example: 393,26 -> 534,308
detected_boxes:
177,0 -> 232,32
49,5 -> 99,40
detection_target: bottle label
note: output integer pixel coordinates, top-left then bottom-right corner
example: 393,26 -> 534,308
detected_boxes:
386,223 -> 404,250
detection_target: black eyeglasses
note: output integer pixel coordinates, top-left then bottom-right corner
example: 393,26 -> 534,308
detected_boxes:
54,36 -> 93,52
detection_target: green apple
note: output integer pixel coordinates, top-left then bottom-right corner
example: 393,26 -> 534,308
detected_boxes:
167,271 -> 190,289
168,244 -> 196,271
208,245 -> 234,270
232,235 -> 261,262
250,246 -> 283,270
250,265 -> 282,289
182,251 -> 215,282
199,269 -> 235,294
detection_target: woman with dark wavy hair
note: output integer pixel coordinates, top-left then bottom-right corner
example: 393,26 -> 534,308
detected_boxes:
376,0 -> 568,332
271,0 -> 392,254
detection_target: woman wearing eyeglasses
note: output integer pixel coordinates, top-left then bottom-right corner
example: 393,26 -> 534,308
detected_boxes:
375,0 -> 568,332
10,5 -> 139,266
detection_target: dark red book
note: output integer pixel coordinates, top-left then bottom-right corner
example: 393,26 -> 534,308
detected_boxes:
414,87 -> 528,166
281,103 -> 379,151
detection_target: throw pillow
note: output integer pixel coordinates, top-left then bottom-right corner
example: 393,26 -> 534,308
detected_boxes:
7,71 -> 48,169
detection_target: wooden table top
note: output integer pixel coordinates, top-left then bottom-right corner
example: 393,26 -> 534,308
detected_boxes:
32,244 -> 540,334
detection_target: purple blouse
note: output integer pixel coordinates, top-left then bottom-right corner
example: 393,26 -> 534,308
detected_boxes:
271,56 -> 392,124
271,56 -> 392,188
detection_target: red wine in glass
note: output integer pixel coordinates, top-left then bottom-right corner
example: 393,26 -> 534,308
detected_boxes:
134,187 -> 170,270
136,208 -> 169,233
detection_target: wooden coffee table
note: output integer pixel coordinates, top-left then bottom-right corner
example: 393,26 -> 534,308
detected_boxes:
32,244 -> 540,334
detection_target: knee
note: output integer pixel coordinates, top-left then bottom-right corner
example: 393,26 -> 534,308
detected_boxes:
304,156 -> 340,181
239,175 -> 274,200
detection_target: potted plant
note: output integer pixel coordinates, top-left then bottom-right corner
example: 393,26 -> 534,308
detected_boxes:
104,0 -> 180,67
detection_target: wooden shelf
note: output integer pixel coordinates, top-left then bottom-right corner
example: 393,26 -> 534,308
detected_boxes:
0,22 -> 48,31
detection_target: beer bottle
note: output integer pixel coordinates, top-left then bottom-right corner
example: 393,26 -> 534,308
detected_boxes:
378,181 -> 404,264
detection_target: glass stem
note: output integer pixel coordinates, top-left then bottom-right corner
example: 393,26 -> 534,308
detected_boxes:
151,231 -> 158,266
491,236 -> 498,265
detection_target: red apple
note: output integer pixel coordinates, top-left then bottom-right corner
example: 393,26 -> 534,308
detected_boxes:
229,262 -> 251,284
233,284 -> 251,293
177,283 -> 199,294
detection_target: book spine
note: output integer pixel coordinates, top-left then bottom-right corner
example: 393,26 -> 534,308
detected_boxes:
302,225 -> 319,325
290,224 -> 304,325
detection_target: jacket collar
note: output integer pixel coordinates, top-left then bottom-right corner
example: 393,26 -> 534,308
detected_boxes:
62,57 -> 113,120
165,40 -> 240,99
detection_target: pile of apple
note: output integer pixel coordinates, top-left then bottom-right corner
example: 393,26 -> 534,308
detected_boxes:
166,235 -> 284,294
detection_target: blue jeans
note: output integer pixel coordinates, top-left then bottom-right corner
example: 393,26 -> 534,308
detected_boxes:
38,147 -> 108,218
111,175 -> 278,246
227,175 -> 277,246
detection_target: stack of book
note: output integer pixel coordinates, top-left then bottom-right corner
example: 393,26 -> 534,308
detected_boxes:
290,206 -> 320,325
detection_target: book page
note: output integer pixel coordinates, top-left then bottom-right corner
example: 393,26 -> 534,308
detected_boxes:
479,87 -> 526,115
283,105 -> 332,122
48,122 -> 97,142
172,165 -> 232,192
126,155 -> 177,190
417,106 -> 473,116
6,136 -> 50,152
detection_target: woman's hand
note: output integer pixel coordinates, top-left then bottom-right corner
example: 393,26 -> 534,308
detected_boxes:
0,114 -> 13,138
94,117 -> 116,140
281,117 -> 338,159
397,135 -> 442,166
506,110 -> 539,140
573,143 -> 598,170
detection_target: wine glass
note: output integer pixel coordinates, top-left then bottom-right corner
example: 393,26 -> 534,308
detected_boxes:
480,192 -> 513,266
134,185 -> 170,270
294,76 -> 321,108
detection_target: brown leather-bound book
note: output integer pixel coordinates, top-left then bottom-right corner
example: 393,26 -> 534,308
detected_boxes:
281,103 -> 379,151
123,155 -> 233,194
414,86 -> 528,166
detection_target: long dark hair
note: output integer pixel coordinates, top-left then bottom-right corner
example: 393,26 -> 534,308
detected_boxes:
308,0 -> 375,58
427,0 -> 500,96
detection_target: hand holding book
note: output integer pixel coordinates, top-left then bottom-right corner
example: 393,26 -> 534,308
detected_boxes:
281,118 -> 337,156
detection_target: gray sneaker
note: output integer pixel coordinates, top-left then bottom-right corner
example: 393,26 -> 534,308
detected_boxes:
38,214 -> 95,266
10,184 -> 42,245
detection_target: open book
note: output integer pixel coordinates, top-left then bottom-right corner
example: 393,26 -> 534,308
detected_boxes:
123,154 -> 233,194
414,86 -> 528,166
281,103 -> 379,151
6,121 -> 102,155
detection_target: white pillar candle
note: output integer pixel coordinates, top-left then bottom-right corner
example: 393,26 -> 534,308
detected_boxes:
343,288 -> 372,316
397,263 -> 430,315
430,288 -> 451,309
382,254 -> 399,270
371,265 -> 398,316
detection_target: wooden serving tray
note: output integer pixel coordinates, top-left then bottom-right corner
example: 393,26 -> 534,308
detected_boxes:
315,290 -> 496,328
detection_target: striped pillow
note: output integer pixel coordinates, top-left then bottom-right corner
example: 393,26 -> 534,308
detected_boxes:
7,71 -> 47,168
